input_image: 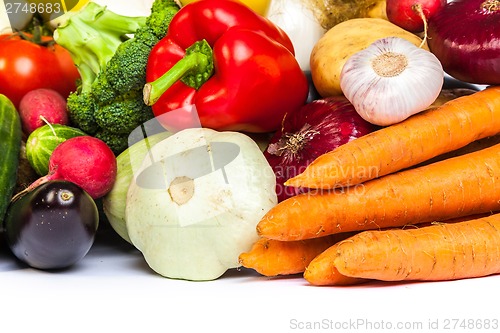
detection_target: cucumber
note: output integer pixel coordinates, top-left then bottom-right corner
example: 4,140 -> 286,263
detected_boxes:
26,124 -> 86,176
0,94 -> 22,227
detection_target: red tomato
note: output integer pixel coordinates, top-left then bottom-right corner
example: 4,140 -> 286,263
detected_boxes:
0,33 -> 80,108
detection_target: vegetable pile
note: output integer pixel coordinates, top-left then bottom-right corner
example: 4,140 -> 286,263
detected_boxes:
54,0 -> 180,154
0,31 -> 80,109
265,96 -> 377,201
144,0 -> 308,133
1,0 -> 500,287
246,86 -> 500,285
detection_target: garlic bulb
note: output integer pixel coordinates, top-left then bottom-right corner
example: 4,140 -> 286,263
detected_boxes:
340,37 -> 444,126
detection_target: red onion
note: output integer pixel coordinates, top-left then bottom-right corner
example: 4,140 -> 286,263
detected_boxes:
264,96 -> 378,202
427,0 -> 500,85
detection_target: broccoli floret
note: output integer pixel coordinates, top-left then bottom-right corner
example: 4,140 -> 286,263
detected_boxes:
94,130 -> 130,156
145,0 -> 179,40
92,1 -> 179,105
94,90 -> 154,134
92,39 -> 152,105
54,0 -> 179,154
134,26 -> 162,48
66,91 -> 99,134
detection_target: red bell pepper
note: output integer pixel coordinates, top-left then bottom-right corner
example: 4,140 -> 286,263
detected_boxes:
143,0 -> 309,133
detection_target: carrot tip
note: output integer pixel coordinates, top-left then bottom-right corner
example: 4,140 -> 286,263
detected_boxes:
256,221 -> 284,240
255,224 -> 263,236
283,179 -> 296,188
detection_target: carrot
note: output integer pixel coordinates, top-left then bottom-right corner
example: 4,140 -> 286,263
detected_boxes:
304,242 -> 368,286
304,213 -> 500,285
413,134 -> 500,168
257,143 -> 500,241
239,232 -> 356,276
285,86 -> 500,189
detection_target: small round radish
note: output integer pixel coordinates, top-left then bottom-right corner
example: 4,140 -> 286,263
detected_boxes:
26,136 -> 117,199
19,88 -> 68,134
386,0 -> 446,33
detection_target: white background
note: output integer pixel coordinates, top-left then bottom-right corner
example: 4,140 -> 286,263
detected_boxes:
2,224 -> 500,333
1,1 -> 498,332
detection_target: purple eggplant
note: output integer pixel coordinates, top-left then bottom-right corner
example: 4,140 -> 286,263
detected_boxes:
4,180 -> 99,270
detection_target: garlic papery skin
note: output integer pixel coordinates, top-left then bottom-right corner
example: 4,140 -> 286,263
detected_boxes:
340,37 -> 444,126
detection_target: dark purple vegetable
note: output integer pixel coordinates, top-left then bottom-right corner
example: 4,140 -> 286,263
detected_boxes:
427,0 -> 500,85
265,96 -> 378,202
4,180 -> 98,270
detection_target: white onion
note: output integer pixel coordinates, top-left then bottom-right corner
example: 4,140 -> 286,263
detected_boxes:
266,0 -> 326,71
340,37 -> 444,126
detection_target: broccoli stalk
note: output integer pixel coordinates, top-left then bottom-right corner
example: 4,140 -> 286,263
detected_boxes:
54,2 -> 146,93
54,0 -> 179,154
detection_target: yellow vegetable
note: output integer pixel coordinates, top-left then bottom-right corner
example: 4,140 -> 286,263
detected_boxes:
179,0 -> 271,16
310,18 -> 428,97
366,0 -> 388,20
308,0 -> 387,30
33,0 -> 90,21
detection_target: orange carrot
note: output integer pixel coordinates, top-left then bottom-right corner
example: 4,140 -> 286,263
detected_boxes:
414,134 -> 500,168
257,143 -> 500,241
239,232 -> 356,276
305,213 -> 500,285
285,86 -> 500,189
304,242 -> 368,286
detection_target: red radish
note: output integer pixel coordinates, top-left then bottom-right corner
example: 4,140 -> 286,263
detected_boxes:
25,136 -> 117,199
386,0 -> 446,33
19,88 -> 68,134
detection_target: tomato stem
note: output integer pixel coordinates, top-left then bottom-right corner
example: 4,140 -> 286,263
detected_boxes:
14,16 -> 54,47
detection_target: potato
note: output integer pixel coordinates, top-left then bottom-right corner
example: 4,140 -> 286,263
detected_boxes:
310,18 -> 427,97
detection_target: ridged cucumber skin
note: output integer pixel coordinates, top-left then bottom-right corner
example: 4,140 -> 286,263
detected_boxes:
26,124 -> 86,176
0,94 -> 22,227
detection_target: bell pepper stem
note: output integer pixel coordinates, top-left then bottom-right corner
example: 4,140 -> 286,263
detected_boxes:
143,40 -> 214,106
